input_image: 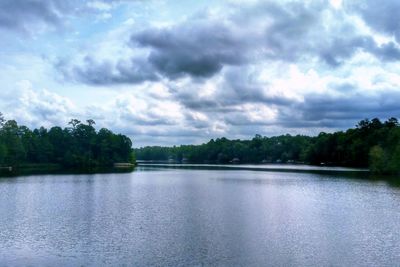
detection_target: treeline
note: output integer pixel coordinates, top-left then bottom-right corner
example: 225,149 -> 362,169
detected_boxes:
0,114 -> 134,168
135,118 -> 400,174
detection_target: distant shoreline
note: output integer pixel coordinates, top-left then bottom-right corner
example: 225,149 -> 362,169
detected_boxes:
137,162 -> 369,175
0,163 -> 135,178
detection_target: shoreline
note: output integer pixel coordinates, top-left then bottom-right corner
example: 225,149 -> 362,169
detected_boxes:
0,163 -> 136,178
137,162 -> 369,175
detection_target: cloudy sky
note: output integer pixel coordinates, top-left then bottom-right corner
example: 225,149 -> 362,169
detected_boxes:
1,0 -> 400,146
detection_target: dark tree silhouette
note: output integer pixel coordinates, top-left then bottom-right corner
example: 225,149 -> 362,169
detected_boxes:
0,116 -> 134,168
135,117 -> 400,174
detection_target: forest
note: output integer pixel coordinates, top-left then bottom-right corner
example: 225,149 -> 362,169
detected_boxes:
0,114 -> 134,168
135,118 -> 400,174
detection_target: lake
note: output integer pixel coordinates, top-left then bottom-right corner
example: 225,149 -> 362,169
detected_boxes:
1,166 -> 400,266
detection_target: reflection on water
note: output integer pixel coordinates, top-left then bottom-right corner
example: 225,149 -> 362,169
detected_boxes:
1,167 -> 400,266
0,166 -> 135,178
138,163 -> 369,173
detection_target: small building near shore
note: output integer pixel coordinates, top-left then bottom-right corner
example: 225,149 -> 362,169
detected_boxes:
231,158 -> 240,164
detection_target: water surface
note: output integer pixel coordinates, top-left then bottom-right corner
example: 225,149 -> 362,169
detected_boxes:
0,167 -> 399,266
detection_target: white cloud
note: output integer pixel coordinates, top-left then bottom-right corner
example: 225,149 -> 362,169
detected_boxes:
87,1 -> 113,11
1,0 -> 400,146
330,0 -> 342,9
4,81 -> 78,128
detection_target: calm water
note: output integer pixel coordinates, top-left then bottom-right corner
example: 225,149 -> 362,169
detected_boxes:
1,167 -> 400,266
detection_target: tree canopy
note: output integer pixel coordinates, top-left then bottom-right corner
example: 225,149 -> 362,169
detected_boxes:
0,114 -> 134,168
135,117 -> 400,174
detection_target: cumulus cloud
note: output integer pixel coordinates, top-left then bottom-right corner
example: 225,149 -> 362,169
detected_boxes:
0,0 -> 123,34
3,0 -> 400,145
3,80 -> 78,128
57,56 -> 159,85
275,89 -> 400,129
347,0 -> 400,42
130,18 -> 249,79
0,0 -> 63,34
0,81 -> 210,146
58,0 -> 400,86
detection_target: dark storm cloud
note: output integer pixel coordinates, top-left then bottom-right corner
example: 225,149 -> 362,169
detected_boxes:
60,0 -> 400,86
168,67 -> 296,115
170,64 -> 400,130
257,2 -> 400,66
59,1 -> 324,84
259,1 -> 324,61
0,0 -> 124,34
130,20 -> 249,79
321,39 -> 400,66
128,0 -> 400,77
277,90 -> 400,129
220,70 -> 293,106
347,0 -> 400,42
370,42 -> 400,62
0,0 -> 63,33
57,56 -> 159,85
126,1 -> 323,78
183,112 -> 210,129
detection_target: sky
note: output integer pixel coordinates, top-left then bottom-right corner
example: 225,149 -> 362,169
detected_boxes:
1,0 -> 400,147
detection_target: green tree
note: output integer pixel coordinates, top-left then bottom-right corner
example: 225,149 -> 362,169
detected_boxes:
2,120 -> 26,165
369,145 -> 386,173
387,143 -> 400,174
